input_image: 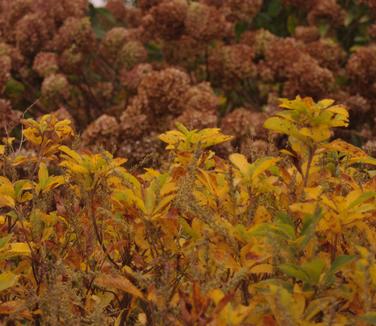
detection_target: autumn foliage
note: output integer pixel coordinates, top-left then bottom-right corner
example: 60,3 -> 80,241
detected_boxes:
0,96 -> 375,325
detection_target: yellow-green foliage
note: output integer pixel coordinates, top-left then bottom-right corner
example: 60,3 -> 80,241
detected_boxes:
0,97 -> 376,325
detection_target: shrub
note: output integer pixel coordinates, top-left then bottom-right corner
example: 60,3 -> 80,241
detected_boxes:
0,0 -> 376,163
0,96 -> 375,324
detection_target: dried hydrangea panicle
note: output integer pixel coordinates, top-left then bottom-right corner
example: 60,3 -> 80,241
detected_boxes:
0,55 -> 11,93
15,13 -> 55,55
173,82 -> 219,129
184,82 -> 219,112
105,0 -> 127,22
307,0 -> 345,27
100,27 -> 142,63
240,29 -> 277,57
173,106 -> 217,129
59,45 -> 84,74
41,73 -> 70,106
118,41 -> 148,69
209,44 -> 256,87
120,97 -> 150,139
120,63 -> 153,92
185,2 -> 228,41
33,52 -> 59,77
147,0 -> 188,40
346,46 -> 376,94
106,1 -> 142,28
221,107 -> 267,140
138,0 -> 162,12
136,67 -> 190,116
222,0 -> 262,22
163,35 -> 205,69
304,38 -> 346,71
51,17 -> 95,52
219,107 -> 269,158
0,99 -> 22,136
81,114 -> 119,152
33,0 -> 88,23
283,55 -> 335,98
264,37 -> 304,78
294,26 -> 320,43
0,0 -> 32,35
342,94 -> 371,116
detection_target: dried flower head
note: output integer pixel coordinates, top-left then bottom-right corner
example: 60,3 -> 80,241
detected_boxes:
294,26 -> 320,43
118,41 -> 147,69
136,67 -> 191,115
173,107 -> 217,129
52,17 -> 95,52
81,114 -> 119,151
307,0 -> 345,27
147,0 -> 188,40
347,46 -> 376,94
41,73 -> 70,105
185,2 -> 227,41
0,99 -> 22,136
0,55 -> 11,93
284,55 -> 335,98
264,37 -> 304,78
183,82 -> 219,112
59,45 -> 84,74
33,52 -> 59,77
15,13 -> 55,55
222,0 -> 262,22
305,38 -> 346,71
120,63 -> 153,92
209,44 -> 256,86
240,29 -> 277,56
105,0 -> 127,21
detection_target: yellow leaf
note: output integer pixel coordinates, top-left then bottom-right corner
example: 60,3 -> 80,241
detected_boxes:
95,274 -> 144,299
0,145 -> 4,155
326,104 -> 349,117
229,153 -> 250,178
8,243 -> 31,256
0,195 -> 15,208
59,145 -> 82,163
251,264 -> 273,274
209,289 -> 225,305
23,128 -> 42,145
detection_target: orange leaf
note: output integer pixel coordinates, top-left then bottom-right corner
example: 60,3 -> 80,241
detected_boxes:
95,274 -> 144,299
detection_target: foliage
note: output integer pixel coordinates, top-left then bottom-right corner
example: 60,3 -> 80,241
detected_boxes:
0,96 -> 375,325
0,0 -> 376,164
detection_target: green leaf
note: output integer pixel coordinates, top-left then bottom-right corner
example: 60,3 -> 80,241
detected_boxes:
0,272 -> 18,292
330,255 -> 356,273
278,264 -> 310,283
267,0 -> 282,17
4,78 -> 25,98
301,258 -> 325,285
359,312 -> 376,325
287,15 -> 297,35
0,234 -> 12,249
276,211 -> 295,227
324,255 -> 356,286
